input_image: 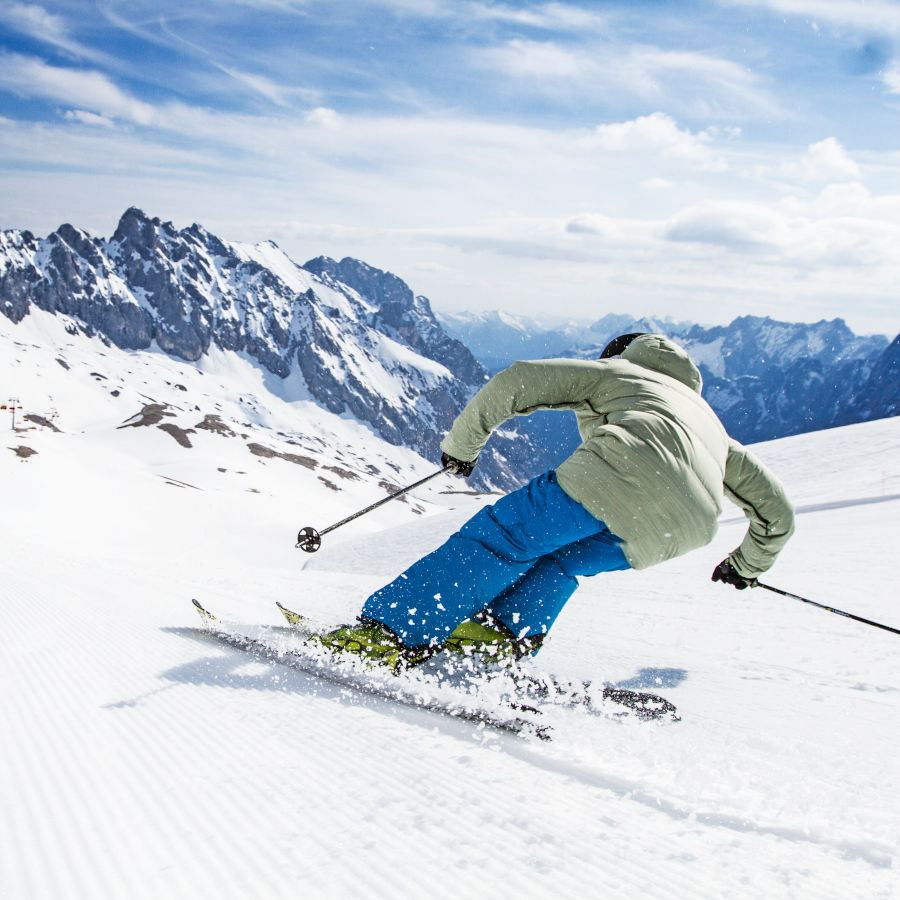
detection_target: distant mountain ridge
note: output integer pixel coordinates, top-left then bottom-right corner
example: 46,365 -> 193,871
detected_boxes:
437,310 -> 695,373
440,309 -> 897,444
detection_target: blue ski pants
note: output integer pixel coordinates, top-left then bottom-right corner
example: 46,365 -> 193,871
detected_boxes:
362,470 -> 630,648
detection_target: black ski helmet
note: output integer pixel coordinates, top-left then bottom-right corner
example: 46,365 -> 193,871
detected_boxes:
599,332 -> 646,359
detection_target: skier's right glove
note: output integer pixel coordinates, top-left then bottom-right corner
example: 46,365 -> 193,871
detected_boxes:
441,452 -> 477,477
712,558 -> 757,591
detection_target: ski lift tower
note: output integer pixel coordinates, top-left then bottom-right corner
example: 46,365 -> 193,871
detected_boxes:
2,397 -> 23,430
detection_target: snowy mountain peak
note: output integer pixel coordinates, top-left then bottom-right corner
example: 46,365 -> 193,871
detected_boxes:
0,209 -> 493,476
302,255 -> 486,389
303,255 -> 416,310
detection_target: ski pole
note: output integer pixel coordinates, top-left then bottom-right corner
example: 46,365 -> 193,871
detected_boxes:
755,582 -> 900,636
296,465 -> 450,552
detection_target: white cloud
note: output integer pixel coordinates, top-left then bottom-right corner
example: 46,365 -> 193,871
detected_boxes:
0,3 -> 113,64
789,181 -> 900,223
627,47 -> 764,99
305,107 -> 342,127
663,194 -> 900,270
721,0 -> 900,35
0,54 -> 157,125
466,1 -> 609,32
565,213 -> 620,237
214,65 -> 319,108
0,54 -> 326,143
580,113 -> 726,171
756,137 -> 863,186
882,63 -> 900,94
641,177 -> 675,190
664,201 -> 786,251
365,0 -> 448,14
800,138 -> 861,182
479,38 -> 588,79
475,38 -> 780,120
64,109 -> 116,128
1,3 -> 67,42
356,0 -> 609,31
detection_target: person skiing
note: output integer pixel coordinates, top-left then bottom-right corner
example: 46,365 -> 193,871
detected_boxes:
313,333 -> 796,669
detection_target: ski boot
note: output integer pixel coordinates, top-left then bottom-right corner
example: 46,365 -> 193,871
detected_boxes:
442,611 -> 544,661
309,617 -> 434,672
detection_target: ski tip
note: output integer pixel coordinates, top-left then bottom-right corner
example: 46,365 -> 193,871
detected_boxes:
275,601 -> 310,628
192,598 -> 216,621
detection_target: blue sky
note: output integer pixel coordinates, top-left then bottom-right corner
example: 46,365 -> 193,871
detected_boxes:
1,0 -> 899,333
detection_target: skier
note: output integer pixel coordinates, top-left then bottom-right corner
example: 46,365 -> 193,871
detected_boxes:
313,333 -> 795,669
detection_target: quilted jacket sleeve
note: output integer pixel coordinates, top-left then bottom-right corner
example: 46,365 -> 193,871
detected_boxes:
439,359 -> 603,463
723,439 -> 795,578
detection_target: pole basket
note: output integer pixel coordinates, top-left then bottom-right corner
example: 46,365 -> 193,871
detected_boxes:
296,526 -> 322,553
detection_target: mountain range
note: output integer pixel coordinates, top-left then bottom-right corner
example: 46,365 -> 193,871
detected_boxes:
439,309 -> 898,445
0,208 -> 540,490
2,208 -> 897,488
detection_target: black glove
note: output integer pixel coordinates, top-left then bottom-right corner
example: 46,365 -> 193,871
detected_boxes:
712,558 -> 757,591
441,452 -> 477,477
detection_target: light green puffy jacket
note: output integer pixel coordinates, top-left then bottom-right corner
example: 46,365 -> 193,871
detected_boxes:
440,334 -> 794,576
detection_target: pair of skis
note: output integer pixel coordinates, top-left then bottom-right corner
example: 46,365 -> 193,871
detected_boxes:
189,599 -> 679,740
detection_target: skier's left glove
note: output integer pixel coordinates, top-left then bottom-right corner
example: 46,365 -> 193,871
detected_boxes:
441,452 -> 477,477
712,558 -> 757,591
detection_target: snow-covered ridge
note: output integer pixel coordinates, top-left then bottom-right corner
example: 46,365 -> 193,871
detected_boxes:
0,305 -> 451,526
0,208 -> 488,473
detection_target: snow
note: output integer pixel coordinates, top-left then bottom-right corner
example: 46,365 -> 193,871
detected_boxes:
372,330 -> 454,381
227,239 -> 318,296
683,335 -> 726,377
2,313 -> 899,899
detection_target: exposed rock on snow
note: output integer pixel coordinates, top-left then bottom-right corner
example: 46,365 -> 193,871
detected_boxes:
24,413 -> 61,432
247,442 -> 318,469
194,414 -> 236,438
157,423 -> 195,448
9,444 -> 36,458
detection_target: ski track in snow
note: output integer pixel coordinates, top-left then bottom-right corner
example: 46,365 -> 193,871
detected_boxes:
4,513 -> 899,900
2,321 -> 899,899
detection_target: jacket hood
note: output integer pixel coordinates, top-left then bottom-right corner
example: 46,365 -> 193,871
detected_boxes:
621,334 -> 703,394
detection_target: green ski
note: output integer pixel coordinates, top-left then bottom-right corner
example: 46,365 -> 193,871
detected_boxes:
188,599 -> 552,740
275,601 -> 314,634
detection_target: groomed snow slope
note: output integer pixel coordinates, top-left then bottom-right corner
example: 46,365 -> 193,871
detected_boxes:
2,317 -> 899,899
